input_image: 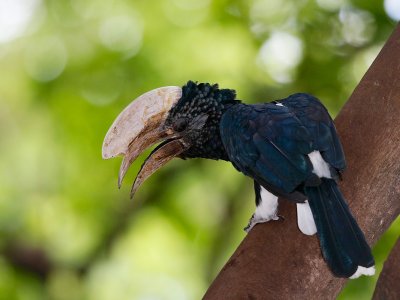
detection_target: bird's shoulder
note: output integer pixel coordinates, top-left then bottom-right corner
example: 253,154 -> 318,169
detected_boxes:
220,102 -> 312,145
278,93 -> 331,124
220,103 -> 315,194
278,93 -> 346,171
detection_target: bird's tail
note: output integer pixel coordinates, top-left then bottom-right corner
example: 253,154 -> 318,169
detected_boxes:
304,178 -> 375,278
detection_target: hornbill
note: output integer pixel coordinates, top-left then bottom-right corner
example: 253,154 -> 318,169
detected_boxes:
102,81 -> 375,279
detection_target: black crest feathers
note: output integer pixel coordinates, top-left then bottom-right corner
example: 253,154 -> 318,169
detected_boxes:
172,81 -> 238,114
165,81 -> 239,161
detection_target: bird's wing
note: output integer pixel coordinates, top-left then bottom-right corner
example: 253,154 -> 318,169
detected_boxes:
279,93 -> 346,171
220,103 -> 315,197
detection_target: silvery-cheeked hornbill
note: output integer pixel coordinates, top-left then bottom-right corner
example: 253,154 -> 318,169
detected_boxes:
102,81 -> 375,279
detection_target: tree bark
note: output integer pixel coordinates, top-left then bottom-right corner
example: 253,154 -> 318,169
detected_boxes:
204,24 -> 400,300
373,239 -> 400,300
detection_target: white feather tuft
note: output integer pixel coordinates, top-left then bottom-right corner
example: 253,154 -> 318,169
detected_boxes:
349,265 -> 376,279
308,151 -> 332,178
296,201 -> 317,235
255,188 -> 279,220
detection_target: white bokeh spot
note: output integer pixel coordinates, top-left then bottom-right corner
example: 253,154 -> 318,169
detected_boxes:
99,15 -> 143,56
339,7 -> 375,47
24,36 -> 68,82
0,0 -> 41,43
384,0 -> 400,21
258,31 -> 304,84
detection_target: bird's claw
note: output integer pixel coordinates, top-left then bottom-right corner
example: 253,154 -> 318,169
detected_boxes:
244,214 -> 256,233
244,213 -> 280,233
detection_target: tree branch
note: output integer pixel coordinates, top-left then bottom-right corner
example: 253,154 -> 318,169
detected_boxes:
204,24 -> 400,299
373,238 -> 400,300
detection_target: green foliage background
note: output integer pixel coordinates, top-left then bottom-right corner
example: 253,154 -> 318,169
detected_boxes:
0,0 -> 399,299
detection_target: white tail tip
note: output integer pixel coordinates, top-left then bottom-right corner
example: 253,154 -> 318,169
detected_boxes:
349,265 -> 375,279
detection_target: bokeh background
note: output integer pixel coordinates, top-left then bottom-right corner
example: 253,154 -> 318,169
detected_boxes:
0,0 -> 399,299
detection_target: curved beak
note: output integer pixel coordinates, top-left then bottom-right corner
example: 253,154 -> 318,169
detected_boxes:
102,86 -> 186,198
130,139 -> 189,198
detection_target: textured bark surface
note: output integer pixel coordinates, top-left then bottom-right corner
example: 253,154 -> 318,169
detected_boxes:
204,24 -> 400,300
373,239 -> 400,300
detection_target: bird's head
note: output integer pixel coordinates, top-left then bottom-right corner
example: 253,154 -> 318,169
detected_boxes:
102,81 -> 238,198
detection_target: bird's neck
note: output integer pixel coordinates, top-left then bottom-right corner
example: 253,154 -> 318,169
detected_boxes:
180,102 -> 239,161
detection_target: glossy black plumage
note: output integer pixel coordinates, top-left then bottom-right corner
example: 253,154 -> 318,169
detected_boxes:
161,82 -> 374,278
220,94 -> 345,196
219,93 -> 374,277
280,93 -> 346,172
305,178 -> 374,277
220,98 -> 316,202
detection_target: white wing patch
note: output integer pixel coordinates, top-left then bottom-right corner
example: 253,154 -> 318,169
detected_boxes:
275,102 -> 284,107
296,200 -> 317,235
308,151 -> 332,178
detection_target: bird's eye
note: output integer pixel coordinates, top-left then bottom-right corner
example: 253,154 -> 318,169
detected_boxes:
173,118 -> 188,132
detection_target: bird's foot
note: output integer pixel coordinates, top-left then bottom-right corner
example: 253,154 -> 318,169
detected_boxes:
244,213 -> 280,233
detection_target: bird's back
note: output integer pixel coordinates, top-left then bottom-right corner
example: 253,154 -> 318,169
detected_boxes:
220,93 -> 345,198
